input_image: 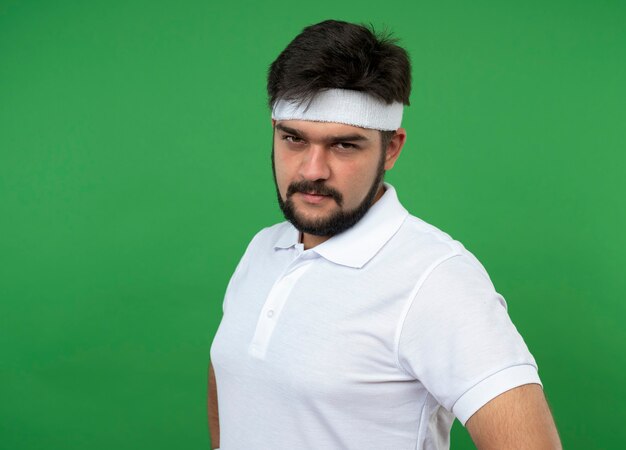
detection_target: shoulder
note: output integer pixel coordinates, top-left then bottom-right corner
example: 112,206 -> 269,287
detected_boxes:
248,221 -> 294,249
407,214 -> 499,302
390,213 -> 507,329
390,213 -> 491,278
402,214 -> 465,253
237,221 -> 295,262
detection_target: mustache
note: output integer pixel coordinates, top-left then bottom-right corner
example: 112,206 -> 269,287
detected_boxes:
286,180 -> 343,206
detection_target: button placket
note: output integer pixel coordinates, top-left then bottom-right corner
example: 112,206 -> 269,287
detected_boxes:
248,258 -> 313,359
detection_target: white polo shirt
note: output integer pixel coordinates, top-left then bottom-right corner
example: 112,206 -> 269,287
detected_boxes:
210,183 -> 541,450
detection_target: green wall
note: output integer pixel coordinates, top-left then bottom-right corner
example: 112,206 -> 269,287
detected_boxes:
1,1 -> 624,448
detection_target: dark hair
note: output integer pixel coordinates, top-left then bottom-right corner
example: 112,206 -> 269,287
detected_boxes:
267,20 -> 411,109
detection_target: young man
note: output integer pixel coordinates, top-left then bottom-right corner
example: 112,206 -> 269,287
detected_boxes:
209,20 -> 561,450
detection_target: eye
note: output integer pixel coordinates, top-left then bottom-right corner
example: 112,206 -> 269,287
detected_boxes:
282,135 -> 304,144
333,142 -> 358,151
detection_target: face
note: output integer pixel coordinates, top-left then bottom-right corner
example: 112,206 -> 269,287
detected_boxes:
272,120 -> 389,237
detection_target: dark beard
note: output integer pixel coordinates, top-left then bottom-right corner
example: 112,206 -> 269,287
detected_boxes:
272,148 -> 385,237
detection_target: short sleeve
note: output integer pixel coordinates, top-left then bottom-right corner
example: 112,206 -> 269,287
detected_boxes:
397,254 -> 542,425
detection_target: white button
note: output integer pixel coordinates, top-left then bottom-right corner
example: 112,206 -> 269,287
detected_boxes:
266,310 -> 274,318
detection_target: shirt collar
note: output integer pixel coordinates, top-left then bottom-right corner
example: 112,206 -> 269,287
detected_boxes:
273,183 -> 409,269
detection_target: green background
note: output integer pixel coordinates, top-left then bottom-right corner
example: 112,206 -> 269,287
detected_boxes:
1,0 -> 624,448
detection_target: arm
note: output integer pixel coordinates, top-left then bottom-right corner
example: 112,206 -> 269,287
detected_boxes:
465,383 -> 562,450
208,362 -> 220,449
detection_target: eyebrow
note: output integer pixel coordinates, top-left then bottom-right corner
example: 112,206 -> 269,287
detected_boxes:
275,123 -> 370,143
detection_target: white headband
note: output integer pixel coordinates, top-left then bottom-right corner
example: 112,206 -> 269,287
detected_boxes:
271,88 -> 403,131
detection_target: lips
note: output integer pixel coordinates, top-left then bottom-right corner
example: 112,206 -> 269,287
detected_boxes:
300,192 -> 331,204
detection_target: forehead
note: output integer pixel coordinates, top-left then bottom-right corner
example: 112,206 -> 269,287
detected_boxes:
275,120 -> 380,142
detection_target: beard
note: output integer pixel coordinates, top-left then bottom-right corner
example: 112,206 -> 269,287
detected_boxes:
272,147 -> 386,237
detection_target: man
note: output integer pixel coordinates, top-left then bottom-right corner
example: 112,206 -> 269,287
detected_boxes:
209,20 -> 561,450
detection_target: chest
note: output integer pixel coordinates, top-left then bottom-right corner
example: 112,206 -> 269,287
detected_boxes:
212,254 -> 421,398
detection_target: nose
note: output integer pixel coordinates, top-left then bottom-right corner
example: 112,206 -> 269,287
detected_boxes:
299,145 -> 330,181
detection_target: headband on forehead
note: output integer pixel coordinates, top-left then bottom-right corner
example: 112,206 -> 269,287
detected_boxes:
271,89 -> 403,131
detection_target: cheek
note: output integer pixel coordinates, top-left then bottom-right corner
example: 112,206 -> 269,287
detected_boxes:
273,148 -> 292,194
340,159 -> 381,202
346,158 -> 378,184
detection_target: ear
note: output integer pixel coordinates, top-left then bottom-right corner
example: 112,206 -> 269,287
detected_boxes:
384,128 -> 407,171
271,118 -> 276,127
